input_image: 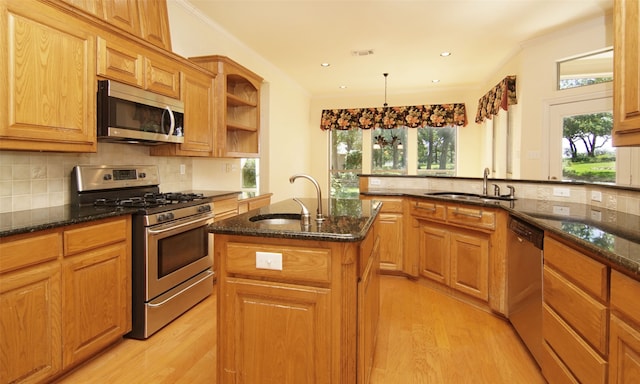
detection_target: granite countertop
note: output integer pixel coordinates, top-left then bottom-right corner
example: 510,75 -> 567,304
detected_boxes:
208,198 -> 382,242
363,189 -> 640,278
0,191 -> 241,238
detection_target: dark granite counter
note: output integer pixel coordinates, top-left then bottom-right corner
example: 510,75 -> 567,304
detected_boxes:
0,191 -> 241,238
363,189 -> 640,278
208,198 -> 382,242
0,205 -> 136,237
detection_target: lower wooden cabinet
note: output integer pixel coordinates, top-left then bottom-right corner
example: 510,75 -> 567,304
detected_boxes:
0,216 -> 131,384
358,222 -> 380,384
542,235 -> 609,384
62,241 -> 130,367
418,223 -> 489,301
221,278 -> 332,383
360,196 -> 405,274
609,270 -> 640,383
0,262 -> 62,384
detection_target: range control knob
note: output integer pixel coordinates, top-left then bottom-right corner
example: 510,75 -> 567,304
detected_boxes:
103,174 -> 112,181
197,205 -> 211,213
157,213 -> 174,222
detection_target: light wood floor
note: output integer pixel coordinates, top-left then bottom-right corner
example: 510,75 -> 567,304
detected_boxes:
55,276 -> 546,383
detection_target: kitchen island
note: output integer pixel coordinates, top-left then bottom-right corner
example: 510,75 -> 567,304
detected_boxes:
209,198 -> 382,384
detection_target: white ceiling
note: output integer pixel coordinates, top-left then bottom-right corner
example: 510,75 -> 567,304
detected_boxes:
186,0 -> 613,97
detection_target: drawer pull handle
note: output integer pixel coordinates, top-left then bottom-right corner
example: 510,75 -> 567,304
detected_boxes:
415,203 -> 436,212
452,207 -> 483,219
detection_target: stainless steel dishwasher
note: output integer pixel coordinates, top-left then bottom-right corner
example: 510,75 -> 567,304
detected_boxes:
507,216 -> 544,367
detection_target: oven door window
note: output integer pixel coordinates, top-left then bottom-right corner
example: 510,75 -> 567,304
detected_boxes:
157,225 -> 208,278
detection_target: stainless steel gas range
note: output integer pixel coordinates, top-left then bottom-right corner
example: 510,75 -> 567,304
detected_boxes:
71,165 -> 214,339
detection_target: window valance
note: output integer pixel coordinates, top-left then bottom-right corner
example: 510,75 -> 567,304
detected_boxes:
320,103 -> 468,131
475,75 -> 517,124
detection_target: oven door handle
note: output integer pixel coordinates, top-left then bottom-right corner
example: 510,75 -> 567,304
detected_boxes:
147,214 -> 214,236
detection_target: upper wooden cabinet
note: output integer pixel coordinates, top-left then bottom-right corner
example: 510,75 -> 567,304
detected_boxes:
59,0 -> 171,51
190,55 -> 263,157
136,0 -> 172,51
613,0 -> 640,146
96,35 -> 180,98
0,0 -> 97,152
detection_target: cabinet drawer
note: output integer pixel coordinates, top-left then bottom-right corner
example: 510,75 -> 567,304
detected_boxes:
446,205 -> 496,231
411,200 -> 446,221
544,265 -> 608,354
543,304 -> 607,384
544,236 -> 608,301
377,198 -> 403,213
540,341 -> 579,384
611,270 -> 640,324
0,232 -> 62,273
144,56 -> 181,99
225,242 -> 331,283
64,218 -> 128,256
214,197 -> 238,217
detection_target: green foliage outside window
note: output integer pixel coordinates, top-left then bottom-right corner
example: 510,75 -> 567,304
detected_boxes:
417,127 -> 456,176
562,112 -> 615,183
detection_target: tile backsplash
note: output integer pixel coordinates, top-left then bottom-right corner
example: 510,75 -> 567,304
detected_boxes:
364,176 -> 640,217
0,143 -> 193,213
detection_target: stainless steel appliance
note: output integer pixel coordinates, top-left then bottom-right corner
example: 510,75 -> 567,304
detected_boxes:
72,165 -> 214,339
97,80 -> 185,145
507,216 -> 544,367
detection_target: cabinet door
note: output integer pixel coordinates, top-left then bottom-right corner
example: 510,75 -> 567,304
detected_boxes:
97,36 -> 144,87
450,231 -> 489,301
179,69 -> 214,153
609,315 -> 640,383
377,213 -> 403,272
144,55 -> 180,99
0,263 -> 62,384
136,0 -> 172,50
418,224 -> 449,284
0,2 -> 97,152
62,242 -> 130,367
103,0 -> 141,36
60,0 -> 106,18
220,278 -> 331,384
613,0 -> 640,146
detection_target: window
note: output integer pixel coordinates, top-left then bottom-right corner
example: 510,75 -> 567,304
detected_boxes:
417,126 -> 456,176
241,158 -> 259,193
329,129 -> 362,199
372,127 -> 407,174
548,96 -> 615,183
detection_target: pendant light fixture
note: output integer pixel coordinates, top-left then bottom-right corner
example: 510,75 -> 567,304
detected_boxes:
383,72 -> 389,107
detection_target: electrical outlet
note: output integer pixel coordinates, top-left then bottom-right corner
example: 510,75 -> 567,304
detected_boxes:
553,187 -> 571,197
370,179 -> 381,186
590,209 -> 602,221
552,205 -> 570,216
256,252 -> 282,270
591,191 -> 602,202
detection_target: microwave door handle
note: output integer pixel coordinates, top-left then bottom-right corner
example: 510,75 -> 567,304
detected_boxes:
163,106 -> 175,136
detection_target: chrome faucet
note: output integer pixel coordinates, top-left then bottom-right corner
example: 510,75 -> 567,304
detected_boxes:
482,167 -> 490,196
289,174 -> 325,224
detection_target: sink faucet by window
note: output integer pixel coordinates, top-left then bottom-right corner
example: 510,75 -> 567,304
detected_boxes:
289,174 -> 325,224
482,167 -> 490,196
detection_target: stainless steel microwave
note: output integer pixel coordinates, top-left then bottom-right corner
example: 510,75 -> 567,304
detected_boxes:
97,80 -> 185,145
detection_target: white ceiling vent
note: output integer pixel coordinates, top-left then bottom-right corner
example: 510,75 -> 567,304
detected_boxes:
351,49 -> 374,56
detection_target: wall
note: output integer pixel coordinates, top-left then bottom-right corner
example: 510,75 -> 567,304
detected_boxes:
167,0 -> 313,203
479,13 -> 613,180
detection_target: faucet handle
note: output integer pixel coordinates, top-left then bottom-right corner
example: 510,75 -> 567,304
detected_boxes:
506,185 -> 516,199
492,184 -> 501,196
293,198 -> 311,227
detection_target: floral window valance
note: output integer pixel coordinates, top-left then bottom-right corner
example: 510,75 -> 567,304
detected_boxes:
475,75 -> 517,123
320,103 -> 468,131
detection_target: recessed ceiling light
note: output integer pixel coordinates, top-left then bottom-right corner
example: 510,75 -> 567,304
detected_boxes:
321,63 -> 330,67
432,79 -> 440,83
440,52 -> 451,57
339,85 -> 347,89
